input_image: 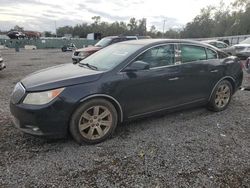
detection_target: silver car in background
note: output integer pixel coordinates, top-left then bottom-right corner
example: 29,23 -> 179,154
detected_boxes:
227,37 -> 250,59
202,40 -> 229,49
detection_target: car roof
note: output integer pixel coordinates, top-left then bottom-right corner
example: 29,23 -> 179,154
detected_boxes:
202,40 -> 226,44
103,36 -> 137,39
122,39 -> 211,46
121,39 -> 220,52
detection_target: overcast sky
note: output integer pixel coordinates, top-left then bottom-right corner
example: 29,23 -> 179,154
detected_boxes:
0,0 -> 234,32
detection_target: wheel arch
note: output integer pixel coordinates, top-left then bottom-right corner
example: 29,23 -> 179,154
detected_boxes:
208,76 -> 236,101
79,94 -> 123,123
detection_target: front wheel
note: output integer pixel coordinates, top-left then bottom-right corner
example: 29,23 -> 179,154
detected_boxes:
70,99 -> 118,144
207,80 -> 233,112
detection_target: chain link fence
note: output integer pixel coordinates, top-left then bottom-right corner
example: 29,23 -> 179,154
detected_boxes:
0,38 -> 98,49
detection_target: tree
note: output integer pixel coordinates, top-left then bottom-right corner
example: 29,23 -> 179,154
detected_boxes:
127,18 -> 138,34
56,26 -> 73,37
91,16 -> 101,25
232,0 -> 250,11
44,31 -> 53,37
12,25 -> 24,31
48,1 -> 250,40
150,25 -> 156,33
137,18 -> 147,36
181,6 -> 215,38
181,0 -> 250,38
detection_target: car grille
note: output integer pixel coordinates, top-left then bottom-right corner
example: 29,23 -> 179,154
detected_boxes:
11,82 -> 26,104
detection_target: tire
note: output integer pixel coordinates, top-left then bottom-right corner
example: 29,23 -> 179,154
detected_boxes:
246,58 -> 250,73
70,99 -> 118,144
207,80 -> 233,112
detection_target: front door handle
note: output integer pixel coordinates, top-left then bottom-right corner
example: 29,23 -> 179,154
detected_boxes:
168,77 -> 179,81
210,69 -> 219,73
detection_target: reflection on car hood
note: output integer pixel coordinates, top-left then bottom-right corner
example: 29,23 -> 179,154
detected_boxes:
234,44 -> 250,47
21,63 -> 103,91
76,46 -> 102,53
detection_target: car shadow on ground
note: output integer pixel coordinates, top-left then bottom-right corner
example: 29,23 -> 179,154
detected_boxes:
6,93 -> 246,149
6,105 -> 209,147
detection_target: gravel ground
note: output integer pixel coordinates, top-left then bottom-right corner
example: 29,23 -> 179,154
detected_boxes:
0,49 -> 249,188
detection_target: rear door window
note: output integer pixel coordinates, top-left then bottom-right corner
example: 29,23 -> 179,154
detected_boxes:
181,45 -> 207,63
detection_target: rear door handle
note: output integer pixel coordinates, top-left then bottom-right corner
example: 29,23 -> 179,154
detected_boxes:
168,77 -> 179,81
210,69 -> 219,73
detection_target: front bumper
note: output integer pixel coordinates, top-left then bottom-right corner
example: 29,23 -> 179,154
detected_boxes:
10,98 -> 74,138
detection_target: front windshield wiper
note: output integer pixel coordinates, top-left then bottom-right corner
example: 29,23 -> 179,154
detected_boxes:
79,63 -> 98,70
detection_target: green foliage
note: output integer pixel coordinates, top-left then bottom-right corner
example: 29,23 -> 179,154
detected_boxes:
11,25 -> 24,32
44,31 -> 54,37
181,0 -> 250,38
56,17 -> 147,38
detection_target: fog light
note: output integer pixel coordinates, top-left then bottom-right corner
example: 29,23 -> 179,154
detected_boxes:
25,125 -> 40,132
32,127 -> 40,132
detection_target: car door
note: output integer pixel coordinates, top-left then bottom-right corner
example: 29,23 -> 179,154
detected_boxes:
178,44 -> 221,102
118,44 -> 186,117
206,47 -> 225,87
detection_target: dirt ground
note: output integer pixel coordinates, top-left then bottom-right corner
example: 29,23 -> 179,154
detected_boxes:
0,49 -> 249,187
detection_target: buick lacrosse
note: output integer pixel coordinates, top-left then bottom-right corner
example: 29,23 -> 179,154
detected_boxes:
10,39 -> 243,144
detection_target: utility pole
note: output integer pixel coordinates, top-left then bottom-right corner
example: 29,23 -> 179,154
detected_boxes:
162,19 -> 166,38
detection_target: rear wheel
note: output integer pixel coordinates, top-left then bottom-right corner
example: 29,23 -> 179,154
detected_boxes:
207,80 -> 233,112
70,99 -> 118,144
246,58 -> 250,72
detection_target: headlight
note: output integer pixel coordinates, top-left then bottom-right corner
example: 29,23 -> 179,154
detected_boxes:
79,52 -> 86,57
23,88 -> 64,105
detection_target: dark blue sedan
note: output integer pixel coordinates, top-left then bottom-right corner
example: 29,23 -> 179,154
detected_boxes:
10,39 -> 243,144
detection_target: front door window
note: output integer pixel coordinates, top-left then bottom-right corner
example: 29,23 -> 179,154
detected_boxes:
134,44 -> 175,68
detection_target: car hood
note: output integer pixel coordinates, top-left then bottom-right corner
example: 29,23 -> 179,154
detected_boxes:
21,63 -> 103,92
233,44 -> 250,47
76,46 -> 102,53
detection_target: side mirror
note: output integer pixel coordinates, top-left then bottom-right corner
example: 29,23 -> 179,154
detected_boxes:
124,61 -> 150,72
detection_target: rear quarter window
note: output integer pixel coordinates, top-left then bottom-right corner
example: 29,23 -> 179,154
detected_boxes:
206,48 -> 218,59
218,51 -> 229,59
181,45 -> 207,63
125,38 -> 137,41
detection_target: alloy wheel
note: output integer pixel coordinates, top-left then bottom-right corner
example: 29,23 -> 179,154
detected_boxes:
215,84 -> 231,108
78,105 -> 113,140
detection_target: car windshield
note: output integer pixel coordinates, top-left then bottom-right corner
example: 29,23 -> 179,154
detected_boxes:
79,43 -> 142,71
94,38 -> 112,47
240,38 -> 250,44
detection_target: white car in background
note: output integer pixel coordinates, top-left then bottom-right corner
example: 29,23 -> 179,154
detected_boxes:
228,37 -> 250,59
0,52 -> 6,70
202,40 -> 234,55
202,40 -> 229,49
